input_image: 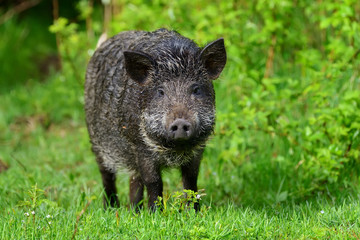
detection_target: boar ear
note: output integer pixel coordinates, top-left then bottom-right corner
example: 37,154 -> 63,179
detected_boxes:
124,50 -> 155,84
200,38 -> 227,80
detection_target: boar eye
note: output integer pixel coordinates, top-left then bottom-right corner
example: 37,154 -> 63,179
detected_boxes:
157,88 -> 165,97
192,85 -> 202,96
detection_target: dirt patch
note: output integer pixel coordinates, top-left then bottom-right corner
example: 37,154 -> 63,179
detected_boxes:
10,114 -> 51,134
0,159 -> 9,173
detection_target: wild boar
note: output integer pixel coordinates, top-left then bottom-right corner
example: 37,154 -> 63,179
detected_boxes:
85,28 -> 226,211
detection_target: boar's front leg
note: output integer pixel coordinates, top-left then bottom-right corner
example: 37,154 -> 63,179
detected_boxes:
181,155 -> 201,211
129,173 -> 144,211
138,162 -> 163,211
97,160 -> 120,209
146,179 -> 163,211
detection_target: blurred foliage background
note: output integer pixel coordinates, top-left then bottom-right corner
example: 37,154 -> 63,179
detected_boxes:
0,0 -> 359,207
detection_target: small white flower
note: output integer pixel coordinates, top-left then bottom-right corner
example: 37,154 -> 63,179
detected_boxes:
48,221 -> 52,225
46,215 -> 51,219
24,212 -> 30,216
196,194 -> 201,199
320,210 -> 325,214
21,220 -> 25,223
31,211 -> 35,215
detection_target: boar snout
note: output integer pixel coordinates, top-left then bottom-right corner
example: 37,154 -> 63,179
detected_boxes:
169,118 -> 193,140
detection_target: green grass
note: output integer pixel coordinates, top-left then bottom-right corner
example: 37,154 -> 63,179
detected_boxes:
2,199 -> 360,239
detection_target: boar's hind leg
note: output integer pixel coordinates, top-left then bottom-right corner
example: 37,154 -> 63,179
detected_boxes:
98,161 -> 119,209
181,157 -> 201,211
129,173 -> 144,211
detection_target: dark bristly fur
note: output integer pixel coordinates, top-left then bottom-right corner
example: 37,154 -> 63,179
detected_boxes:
85,28 -> 226,211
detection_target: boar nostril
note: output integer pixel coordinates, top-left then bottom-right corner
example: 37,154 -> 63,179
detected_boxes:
169,119 -> 192,139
